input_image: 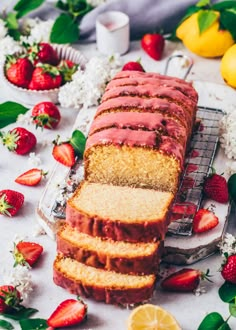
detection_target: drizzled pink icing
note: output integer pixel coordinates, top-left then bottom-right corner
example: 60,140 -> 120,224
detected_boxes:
106,77 -> 198,102
89,112 -> 187,146
95,96 -> 192,129
85,128 -> 184,168
101,84 -> 195,110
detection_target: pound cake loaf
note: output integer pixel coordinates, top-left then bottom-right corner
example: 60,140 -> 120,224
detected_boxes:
66,181 -> 174,242
57,224 -> 163,275
54,255 -> 156,305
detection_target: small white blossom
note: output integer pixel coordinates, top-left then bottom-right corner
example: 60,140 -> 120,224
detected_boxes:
3,266 -> 33,303
58,55 -> 122,109
194,286 -> 206,297
0,19 -> 7,40
218,233 -> 236,256
32,224 -> 46,237
20,18 -> 54,45
17,111 -> 32,126
220,109 -> 236,162
28,152 -> 42,167
87,0 -> 106,7
0,36 -> 22,58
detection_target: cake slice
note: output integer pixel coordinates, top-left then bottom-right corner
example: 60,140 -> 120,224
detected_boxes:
57,224 -> 163,275
54,254 -> 156,305
84,128 -> 184,193
66,181 -> 174,242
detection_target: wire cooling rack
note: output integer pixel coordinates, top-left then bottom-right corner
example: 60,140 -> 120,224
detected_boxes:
167,106 -> 225,236
48,106 -> 224,237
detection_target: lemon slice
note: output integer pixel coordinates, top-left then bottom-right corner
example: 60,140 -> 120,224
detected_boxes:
127,304 -> 181,330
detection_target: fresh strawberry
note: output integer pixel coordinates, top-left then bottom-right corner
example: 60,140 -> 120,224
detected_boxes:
27,42 -> 59,66
52,137 -> 76,167
141,33 -> 165,60
5,56 -> 34,88
13,241 -> 43,267
161,268 -> 211,292
15,168 -> 47,186
47,298 -> 87,328
0,127 -> 37,155
0,189 -> 24,217
203,170 -> 229,203
58,59 -> 78,83
192,209 -> 219,233
29,64 -> 62,90
122,60 -> 145,72
32,101 -> 61,129
0,285 -> 22,313
221,255 -> 236,284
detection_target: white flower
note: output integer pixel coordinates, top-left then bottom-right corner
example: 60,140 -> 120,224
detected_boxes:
17,111 -> 32,126
3,266 -> 33,303
0,19 -> 7,40
194,286 -> 206,297
0,36 -> 22,57
20,18 -> 54,45
58,55 -> 122,109
218,233 -> 236,256
87,0 -> 106,7
28,152 -> 42,167
32,224 -> 46,237
220,109 -> 236,161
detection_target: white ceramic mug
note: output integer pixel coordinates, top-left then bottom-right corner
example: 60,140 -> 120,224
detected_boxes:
96,11 -> 130,55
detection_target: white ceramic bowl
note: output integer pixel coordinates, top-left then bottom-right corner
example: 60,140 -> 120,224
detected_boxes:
1,44 -> 87,106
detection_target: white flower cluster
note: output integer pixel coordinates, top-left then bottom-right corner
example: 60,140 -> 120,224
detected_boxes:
0,36 -> 23,63
58,54 -> 122,109
20,18 -> 54,45
218,233 -> 236,256
28,152 -> 42,167
3,266 -> 33,303
0,18 -> 7,39
87,0 -> 107,6
219,109 -> 236,160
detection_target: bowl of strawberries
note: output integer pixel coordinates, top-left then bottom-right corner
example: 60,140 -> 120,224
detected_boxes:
1,43 -> 87,105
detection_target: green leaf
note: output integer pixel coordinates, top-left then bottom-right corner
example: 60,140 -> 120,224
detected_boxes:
212,1 -> 236,11
197,9 -> 218,34
2,307 -> 38,321
198,312 -> 230,330
220,9 -> 236,40
229,300 -> 236,317
19,318 -> 48,330
0,102 -> 29,129
0,319 -> 14,330
196,0 -> 211,8
56,0 -> 69,11
219,282 -> 236,303
50,13 -> 79,44
6,12 -> 18,30
178,6 -> 201,25
228,173 -> 236,203
70,129 -> 86,156
8,29 -> 21,41
14,0 -> 45,19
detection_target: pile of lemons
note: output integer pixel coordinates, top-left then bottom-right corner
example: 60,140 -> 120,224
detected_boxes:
176,11 -> 236,88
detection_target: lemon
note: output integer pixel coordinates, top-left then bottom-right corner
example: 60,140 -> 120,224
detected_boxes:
176,12 -> 234,58
221,44 -> 236,88
127,304 -> 181,330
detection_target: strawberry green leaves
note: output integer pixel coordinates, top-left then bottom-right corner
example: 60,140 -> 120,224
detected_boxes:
14,0 -> 46,19
69,129 -> 87,157
0,319 -> 14,330
198,312 -> 231,330
0,102 -> 29,129
219,282 -> 236,303
19,318 -> 48,330
50,14 -> 79,44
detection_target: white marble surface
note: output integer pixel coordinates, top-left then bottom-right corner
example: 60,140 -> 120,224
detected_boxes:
0,40 -> 236,330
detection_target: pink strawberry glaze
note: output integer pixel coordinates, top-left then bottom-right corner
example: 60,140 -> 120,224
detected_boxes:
189,149 -> 200,158
101,84 -> 195,110
170,202 -> 197,221
89,112 -> 187,146
106,76 -> 198,102
186,163 -> 198,174
85,128 -> 184,168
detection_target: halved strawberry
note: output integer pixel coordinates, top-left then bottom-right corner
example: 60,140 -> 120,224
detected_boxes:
13,241 -> 43,267
122,60 -> 145,72
52,137 -> 76,167
192,209 -> 219,233
15,168 -> 47,186
47,298 -> 87,328
0,285 -> 22,313
161,268 -> 212,292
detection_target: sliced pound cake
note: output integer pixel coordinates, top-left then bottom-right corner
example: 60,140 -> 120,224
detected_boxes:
57,224 -> 163,275
66,181 -> 174,242
54,255 -> 156,305
84,128 -> 184,193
